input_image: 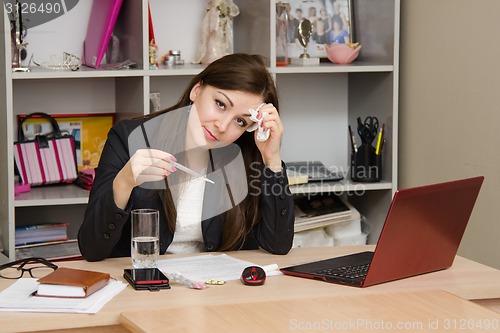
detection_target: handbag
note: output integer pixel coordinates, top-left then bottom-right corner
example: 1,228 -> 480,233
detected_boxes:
14,112 -> 78,186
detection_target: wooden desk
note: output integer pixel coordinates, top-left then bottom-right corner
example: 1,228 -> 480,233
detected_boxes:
0,246 -> 499,333
121,290 -> 500,333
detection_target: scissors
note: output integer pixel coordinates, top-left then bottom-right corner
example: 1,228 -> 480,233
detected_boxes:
357,116 -> 379,144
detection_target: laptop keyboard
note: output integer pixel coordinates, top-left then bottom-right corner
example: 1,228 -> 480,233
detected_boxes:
316,264 -> 370,280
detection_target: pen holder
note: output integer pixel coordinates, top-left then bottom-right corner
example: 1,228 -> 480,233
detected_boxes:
351,144 -> 382,182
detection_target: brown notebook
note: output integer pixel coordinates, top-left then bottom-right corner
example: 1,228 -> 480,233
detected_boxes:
36,267 -> 110,298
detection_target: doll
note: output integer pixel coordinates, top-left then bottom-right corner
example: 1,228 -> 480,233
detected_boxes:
195,0 -> 239,64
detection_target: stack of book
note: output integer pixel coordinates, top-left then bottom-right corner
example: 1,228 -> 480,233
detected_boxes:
293,193 -> 360,233
16,223 -> 69,246
15,240 -> 82,261
15,223 -> 82,261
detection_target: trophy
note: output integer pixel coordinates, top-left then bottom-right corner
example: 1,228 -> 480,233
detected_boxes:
297,19 -> 313,59
291,19 -> 318,65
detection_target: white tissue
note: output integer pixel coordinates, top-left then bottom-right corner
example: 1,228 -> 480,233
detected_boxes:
247,103 -> 270,141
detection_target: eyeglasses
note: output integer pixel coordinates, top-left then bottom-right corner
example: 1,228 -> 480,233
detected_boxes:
0,257 -> 58,279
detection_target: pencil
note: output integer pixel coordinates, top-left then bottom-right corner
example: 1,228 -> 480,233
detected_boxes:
375,124 -> 385,155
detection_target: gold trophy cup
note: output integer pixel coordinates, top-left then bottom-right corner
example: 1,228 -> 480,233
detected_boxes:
297,19 -> 313,59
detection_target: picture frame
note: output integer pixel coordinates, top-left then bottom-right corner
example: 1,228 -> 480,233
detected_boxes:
17,113 -> 115,171
285,0 -> 353,59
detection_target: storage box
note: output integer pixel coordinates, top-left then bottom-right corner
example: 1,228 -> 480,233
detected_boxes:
325,218 -> 362,238
293,228 -> 333,248
333,232 -> 368,246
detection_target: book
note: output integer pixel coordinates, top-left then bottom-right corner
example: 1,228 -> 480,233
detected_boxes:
36,267 -> 110,298
15,239 -> 82,261
82,0 -> 124,69
15,223 -> 69,246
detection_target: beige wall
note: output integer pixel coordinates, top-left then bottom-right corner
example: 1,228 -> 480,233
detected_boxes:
399,0 -> 500,268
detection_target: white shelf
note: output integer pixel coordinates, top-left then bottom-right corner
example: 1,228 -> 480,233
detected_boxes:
274,63 -> 394,74
12,67 -> 147,80
148,63 -> 208,76
14,185 -> 89,207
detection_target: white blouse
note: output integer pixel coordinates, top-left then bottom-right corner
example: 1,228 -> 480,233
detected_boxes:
167,176 -> 206,254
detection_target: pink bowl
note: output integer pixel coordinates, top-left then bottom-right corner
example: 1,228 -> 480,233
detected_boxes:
326,44 -> 362,64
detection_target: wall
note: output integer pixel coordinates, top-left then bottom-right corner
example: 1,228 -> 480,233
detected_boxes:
399,0 -> 500,268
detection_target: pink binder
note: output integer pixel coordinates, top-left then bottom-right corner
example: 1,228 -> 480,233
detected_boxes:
82,0 -> 123,69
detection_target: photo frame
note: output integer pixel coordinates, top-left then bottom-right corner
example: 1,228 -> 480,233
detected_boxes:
17,113 -> 115,171
285,0 -> 353,59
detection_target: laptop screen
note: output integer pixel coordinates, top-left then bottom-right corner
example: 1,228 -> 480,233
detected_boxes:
363,176 -> 484,286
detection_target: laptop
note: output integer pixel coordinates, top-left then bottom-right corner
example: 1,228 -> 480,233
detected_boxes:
281,176 -> 484,287
286,161 -> 344,182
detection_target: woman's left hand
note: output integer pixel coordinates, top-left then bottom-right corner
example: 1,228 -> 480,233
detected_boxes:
254,103 -> 284,172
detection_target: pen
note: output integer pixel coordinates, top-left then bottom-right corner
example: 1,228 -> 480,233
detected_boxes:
173,162 -> 215,184
348,125 -> 358,154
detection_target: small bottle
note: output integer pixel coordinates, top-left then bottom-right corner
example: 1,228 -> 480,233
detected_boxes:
276,2 -> 289,66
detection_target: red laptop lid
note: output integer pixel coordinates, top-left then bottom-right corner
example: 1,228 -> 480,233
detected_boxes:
363,176 -> 484,287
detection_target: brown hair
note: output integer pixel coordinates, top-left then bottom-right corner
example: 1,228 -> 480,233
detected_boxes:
147,53 -> 279,251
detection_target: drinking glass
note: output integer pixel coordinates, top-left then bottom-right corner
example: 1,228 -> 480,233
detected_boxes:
131,209 -> 159,268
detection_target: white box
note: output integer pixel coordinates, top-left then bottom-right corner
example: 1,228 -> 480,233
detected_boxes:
293,228 -> 334,248
333,232 -> 368,246
325,218 -> 362,238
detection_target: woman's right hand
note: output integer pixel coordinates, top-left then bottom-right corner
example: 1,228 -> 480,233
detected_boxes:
113,149 -> 176,209
126,149 -> 177,187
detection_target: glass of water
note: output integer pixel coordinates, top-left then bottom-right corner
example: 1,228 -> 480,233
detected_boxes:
131,209 -> 159,268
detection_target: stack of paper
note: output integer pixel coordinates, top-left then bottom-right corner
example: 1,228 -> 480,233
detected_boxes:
293,193 -> 360,232
0,278 -> 126,314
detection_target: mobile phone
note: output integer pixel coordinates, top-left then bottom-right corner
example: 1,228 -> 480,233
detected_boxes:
123,268 -> 171,291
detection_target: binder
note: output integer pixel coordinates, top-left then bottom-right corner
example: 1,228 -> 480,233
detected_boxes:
82,0 -> 123,69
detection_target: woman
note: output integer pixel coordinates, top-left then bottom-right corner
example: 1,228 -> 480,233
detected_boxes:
78,54 -> 295,261
329,14 -> 350,44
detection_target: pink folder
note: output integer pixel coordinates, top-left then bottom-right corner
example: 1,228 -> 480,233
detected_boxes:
83,0 -> 123,69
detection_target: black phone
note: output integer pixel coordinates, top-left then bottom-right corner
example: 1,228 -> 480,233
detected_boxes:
123,268 -> 171,291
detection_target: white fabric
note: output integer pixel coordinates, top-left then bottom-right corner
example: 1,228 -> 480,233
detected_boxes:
168,177 -> 206,254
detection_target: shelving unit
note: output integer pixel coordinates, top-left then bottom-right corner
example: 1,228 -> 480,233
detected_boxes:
0,0 -> 400,260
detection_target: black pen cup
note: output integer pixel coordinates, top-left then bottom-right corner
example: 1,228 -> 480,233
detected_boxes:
351,144 -> 382,182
